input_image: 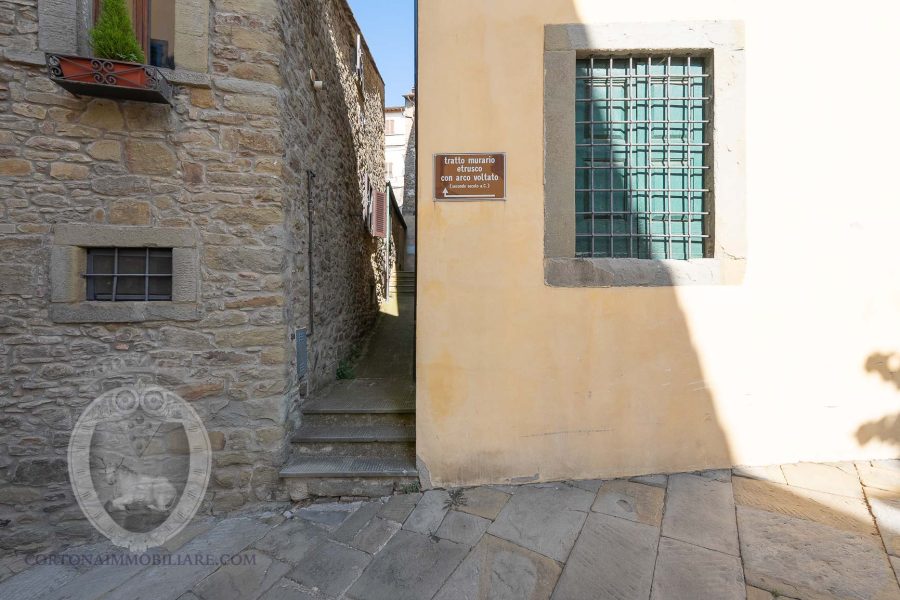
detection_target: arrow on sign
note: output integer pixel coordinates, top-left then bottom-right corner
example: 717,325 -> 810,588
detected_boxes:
442,187 -> 449,197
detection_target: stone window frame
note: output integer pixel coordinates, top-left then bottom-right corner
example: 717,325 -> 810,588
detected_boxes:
37,0 -> 209,73
50,224 -> 200,323
544,21 -> 746,287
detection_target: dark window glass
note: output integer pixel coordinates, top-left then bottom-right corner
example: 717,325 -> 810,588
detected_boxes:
86,248 -> 173,301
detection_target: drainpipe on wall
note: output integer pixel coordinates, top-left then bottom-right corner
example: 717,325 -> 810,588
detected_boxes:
306,170 -> 316,337
306,170 -> 316,397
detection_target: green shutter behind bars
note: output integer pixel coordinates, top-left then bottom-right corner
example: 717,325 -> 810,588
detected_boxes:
575,56 -> 710,260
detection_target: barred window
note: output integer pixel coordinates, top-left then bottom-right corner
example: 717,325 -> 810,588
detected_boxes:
86,248 -> 173,301
575,56 -> 710,259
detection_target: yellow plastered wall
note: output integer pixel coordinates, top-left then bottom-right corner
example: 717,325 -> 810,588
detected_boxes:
416,0 -> 900,486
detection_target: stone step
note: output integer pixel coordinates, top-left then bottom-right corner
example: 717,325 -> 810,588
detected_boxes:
303,379 -> 415,414
280,456 -> 417,478
302,411 -> 415,428
292,424 -> 415,443
292,441 -> 416,459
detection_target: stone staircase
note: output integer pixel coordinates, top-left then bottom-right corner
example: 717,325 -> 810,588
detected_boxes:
280,274 -> 417,500
389,270 -> 416,297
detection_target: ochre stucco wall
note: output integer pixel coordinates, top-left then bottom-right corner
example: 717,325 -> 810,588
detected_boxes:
416,0 -> 900,486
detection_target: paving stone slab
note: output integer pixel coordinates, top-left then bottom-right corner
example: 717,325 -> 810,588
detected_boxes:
252,517 -> 329,564
568,479 -> 604,493
331,500 -> 382,543
39,544 -> 173,600
456,486 -> 511,520
0,563 -> 80,600
733,476 -> 877,537
747,586 -> 775,600
488,484 -> 522,494
295,501 -> 361,530
591,479 -> 665,527
287,539 -> 371,598
662,473 -> 739,556
346,529 -> 469,600
258,578 -> 328,600
350,517 -> 401,555
435,534 -> 561,600
193,550 -> 289,600
891,556 -> 900,586
161,518 -> 219,553
402,489 -> 450,535
107,517 -> 273,600
42,550 -> 166,600
781,462 -> 864,499
378,493 -> 421,523
858,461 -> 900,494
738,505 -> 900,600
551,512 -> 659,600
488,484 -> 594,562
734,465 -> 788,484
436,510 -> 491,546
650,537 -> 744,600
630,474 -> 668,488
865,490 -> 900,556
697,469 -> 732,482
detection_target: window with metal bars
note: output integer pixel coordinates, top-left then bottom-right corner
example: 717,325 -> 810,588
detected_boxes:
575,55 -> 710,260
85,248 -> 173,301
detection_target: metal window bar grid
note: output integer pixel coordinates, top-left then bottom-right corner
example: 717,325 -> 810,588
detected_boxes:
575,55 -> 710,259
85,248 -> 173,301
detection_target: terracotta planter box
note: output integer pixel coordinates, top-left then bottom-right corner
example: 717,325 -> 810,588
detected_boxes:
46,53 -> 173,105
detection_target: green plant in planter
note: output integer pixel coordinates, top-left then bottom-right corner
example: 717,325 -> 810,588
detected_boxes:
90,0 -> 145,63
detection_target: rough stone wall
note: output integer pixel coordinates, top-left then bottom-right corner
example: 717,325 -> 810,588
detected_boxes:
402,101 -> 416,217
280,0 -> 386,389
0,1 -> 38,54
0,0 -> 385,555
401,105 -> 416,269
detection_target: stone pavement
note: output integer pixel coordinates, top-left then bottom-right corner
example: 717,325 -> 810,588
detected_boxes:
4,460 -> 900,599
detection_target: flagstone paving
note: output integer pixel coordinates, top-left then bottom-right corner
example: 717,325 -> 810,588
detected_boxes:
4,461 -> 900,599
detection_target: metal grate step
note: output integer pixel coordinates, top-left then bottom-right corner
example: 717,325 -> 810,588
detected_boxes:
292,425 -> 415,443
280,456 -> 417,478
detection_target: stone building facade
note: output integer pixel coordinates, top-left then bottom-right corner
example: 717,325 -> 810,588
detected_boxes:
0,0 -> 388,553
384,88 -> 415,268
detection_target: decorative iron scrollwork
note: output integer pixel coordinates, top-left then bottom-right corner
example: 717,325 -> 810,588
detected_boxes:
44,53 -> 173,105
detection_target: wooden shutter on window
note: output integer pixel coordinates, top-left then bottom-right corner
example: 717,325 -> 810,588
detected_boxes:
372,191 -> 387,238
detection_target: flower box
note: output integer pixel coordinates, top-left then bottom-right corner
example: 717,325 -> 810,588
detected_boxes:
46,53 -> 173,105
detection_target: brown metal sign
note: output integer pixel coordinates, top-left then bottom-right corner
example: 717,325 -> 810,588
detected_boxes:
433,152 -> 506,200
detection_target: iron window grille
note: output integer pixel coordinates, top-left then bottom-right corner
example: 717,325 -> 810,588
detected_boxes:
575,55 -> 710,260
85,248 -> 173,301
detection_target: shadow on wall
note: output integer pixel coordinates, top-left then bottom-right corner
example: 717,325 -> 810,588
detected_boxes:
856,352 -> 900,448
569,43 -> 730,475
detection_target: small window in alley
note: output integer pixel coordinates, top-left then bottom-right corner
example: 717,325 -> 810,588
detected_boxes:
86,248 -> 173,301
575,56 -> 710,259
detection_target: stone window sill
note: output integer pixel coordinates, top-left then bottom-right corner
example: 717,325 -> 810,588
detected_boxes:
544,257 -> 744,287
50,302 -> 199,323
